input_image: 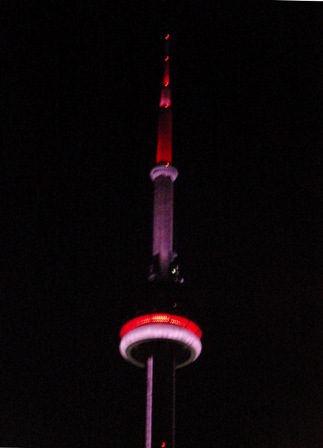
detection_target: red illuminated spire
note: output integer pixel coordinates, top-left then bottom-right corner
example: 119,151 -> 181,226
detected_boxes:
156,34 -> 172,164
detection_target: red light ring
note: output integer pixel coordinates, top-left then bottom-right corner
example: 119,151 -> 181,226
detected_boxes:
120,313 -> 202,339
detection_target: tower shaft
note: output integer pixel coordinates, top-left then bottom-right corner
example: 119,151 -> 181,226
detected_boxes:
146,345 -> 176,448
152,175 -> 175,279
150,164 -> 178,281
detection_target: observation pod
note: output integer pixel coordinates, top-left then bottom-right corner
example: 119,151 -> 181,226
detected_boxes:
119,313 -> 202,448
119,313 -> 202,369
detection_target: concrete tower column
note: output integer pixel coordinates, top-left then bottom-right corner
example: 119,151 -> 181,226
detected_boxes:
150,165 -> 178,279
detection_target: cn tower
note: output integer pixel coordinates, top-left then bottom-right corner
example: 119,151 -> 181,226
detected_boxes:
119,34 -> 202,448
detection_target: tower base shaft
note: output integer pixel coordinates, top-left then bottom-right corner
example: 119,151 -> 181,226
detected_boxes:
145,343 -> 176,448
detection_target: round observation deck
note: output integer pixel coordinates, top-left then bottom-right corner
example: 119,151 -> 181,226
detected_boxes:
119,313 -> 202,368
150,164 -> 178,182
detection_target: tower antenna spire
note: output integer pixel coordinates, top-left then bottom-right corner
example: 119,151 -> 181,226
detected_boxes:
156,33 -> 172,164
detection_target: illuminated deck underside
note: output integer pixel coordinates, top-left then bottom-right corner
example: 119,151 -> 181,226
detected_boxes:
119,314 -> 202,368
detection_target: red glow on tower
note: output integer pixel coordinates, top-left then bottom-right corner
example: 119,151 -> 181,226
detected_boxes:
156,36 -> 172,164
162,62 -> 170,88
120,313 -> 203,339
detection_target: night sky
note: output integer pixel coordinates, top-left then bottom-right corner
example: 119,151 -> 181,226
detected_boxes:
1,2 -> 322,447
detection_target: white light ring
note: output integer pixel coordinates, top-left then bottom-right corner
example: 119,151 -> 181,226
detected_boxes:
150,165 -> 178,182
119,324 -> 202,369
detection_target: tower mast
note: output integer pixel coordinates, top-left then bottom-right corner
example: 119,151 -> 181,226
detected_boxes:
150,33 -> 178,281
119,34 -> 202,448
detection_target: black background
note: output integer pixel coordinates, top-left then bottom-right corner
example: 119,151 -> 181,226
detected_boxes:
1,1 -> 322,446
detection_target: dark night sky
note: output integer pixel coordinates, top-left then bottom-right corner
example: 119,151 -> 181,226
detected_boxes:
1,1 -> 322,447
